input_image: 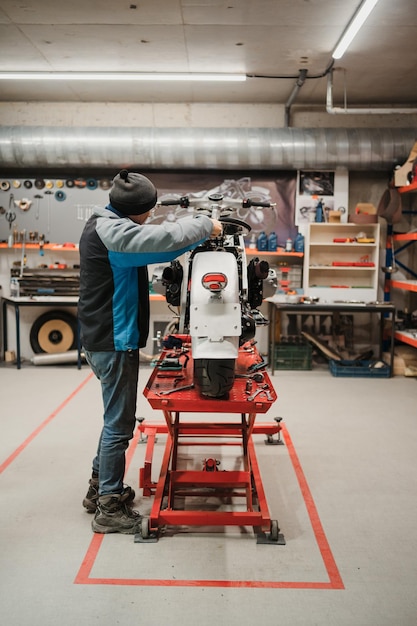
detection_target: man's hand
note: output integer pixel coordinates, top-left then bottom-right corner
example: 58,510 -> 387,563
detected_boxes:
210,219 -> 223,238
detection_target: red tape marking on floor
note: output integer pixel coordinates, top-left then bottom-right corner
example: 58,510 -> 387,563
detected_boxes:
281,423 -> 344,590
75,422 -> 344,590
0,372 -> 94,474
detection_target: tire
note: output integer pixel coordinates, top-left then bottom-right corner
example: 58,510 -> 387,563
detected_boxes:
194,358 -> 235,398
30,310 -> 77,354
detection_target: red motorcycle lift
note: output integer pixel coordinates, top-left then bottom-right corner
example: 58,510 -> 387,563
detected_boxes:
136,340 -> 285,545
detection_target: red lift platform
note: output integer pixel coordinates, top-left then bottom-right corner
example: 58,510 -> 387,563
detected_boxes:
136,337 -> 285,545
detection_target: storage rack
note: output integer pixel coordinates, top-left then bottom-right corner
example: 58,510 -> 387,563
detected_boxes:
386,183 -> 417,349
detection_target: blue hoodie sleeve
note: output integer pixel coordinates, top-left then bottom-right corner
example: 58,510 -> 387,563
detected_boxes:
96,214 -> 213,267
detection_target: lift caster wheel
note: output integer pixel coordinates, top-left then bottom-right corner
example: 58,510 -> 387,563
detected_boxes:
134,516 -> 159,543
141,516 -> 150,538
270,519 -> 279,541
256,519 -> 286,545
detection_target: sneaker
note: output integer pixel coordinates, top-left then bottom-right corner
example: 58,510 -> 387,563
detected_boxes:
91,496 -> 142,534
83,478 -> 135,513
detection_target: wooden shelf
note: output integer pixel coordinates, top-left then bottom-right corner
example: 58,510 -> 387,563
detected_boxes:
0,243 -> 79,251
245,248 -> 303,258
309,242 -> 377,247
309,265 -> 375,270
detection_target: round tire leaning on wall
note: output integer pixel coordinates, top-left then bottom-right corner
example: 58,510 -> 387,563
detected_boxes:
30,311 -> 78,354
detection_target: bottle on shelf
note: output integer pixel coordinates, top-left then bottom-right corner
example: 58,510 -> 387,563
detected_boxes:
248,233 -> 257,249
267,231 -> 278,252
285,238 -> 293,252
315,198 -> 324,222
10,277 -> 20,297
294,231 -> 304,253
256,231 -> 268,251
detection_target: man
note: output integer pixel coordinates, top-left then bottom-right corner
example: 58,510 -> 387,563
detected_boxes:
78,169 -> 222,534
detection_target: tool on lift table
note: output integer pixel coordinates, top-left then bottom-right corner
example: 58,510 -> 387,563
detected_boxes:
136,336 -> 285,545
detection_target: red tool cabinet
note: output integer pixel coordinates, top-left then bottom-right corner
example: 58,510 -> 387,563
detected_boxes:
137,338 -> 285,545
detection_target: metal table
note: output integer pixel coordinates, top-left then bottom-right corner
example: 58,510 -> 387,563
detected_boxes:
267,300 -> 396,376
2,295 -> 81,369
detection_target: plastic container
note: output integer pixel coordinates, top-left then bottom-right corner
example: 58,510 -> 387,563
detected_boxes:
10,278 -> 20,297
285,238 -> 293,252
256,231 -> 268,251
274,341 -> 312,370
329,359 -> 390,377
294,232 -> 304,253
267,231 -> 278,252
315,199 -> 324,222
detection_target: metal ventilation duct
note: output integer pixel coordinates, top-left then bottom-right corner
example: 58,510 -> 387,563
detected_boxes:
0,126 -> 415,171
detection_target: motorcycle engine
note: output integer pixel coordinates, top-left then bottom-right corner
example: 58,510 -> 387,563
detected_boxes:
151,261 -> 183,306
247,258 -> 270,309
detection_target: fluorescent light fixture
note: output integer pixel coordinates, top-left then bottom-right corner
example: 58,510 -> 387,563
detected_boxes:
0,72 -> 246,82
332,0 -> 380,60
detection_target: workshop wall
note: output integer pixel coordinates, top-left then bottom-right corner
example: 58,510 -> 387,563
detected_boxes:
0,180 -> 110,245
1,101 -> 415,365
0,169 -> 397,363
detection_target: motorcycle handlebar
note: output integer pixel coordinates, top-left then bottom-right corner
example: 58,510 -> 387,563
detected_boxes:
159,196 -> 190,207
242,199 -> 275,208
157,196 -> 276,209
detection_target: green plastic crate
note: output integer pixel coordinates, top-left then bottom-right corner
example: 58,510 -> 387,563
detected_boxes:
274,342 -> 312,370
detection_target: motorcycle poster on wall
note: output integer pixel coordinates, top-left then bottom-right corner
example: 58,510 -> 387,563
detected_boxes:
146,171 -> 298,249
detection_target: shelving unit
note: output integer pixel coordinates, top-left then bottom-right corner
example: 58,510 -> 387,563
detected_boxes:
390,231 -> 417,294
303,223 -> 380,302
388,184 -> 417,348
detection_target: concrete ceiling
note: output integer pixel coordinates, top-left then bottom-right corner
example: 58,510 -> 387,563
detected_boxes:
0,0 -> 416,108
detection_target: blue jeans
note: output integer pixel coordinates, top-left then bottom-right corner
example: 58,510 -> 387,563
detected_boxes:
84,349 -> 139,496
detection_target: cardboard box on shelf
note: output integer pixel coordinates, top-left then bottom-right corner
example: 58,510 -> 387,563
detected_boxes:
355,203 -> 377,214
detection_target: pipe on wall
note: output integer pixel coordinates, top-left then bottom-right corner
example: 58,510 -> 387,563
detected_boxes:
0,126 -> 416,171
326,70 -> 417,116
284,69 -> 308,127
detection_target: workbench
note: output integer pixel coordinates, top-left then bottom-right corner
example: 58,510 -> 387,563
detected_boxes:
137,337 -> 285,544
266,299 -> 396,376
2,295 -> 81,369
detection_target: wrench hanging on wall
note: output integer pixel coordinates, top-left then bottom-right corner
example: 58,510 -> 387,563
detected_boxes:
34,194 -> 43,220
44,190 -> 53,233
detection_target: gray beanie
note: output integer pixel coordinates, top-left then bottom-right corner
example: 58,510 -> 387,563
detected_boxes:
109,169 -> 157,215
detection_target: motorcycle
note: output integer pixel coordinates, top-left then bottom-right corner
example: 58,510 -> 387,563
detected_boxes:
151,193 -> 276,398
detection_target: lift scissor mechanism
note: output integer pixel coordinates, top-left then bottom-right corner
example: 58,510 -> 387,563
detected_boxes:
135,336 -> 285,546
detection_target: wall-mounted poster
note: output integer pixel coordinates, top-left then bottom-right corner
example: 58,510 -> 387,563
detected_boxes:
295,169 -> 348,228
147,171 -> 298,249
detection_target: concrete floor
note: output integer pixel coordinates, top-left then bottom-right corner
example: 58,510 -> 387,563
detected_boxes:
1,361 -> 416,626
